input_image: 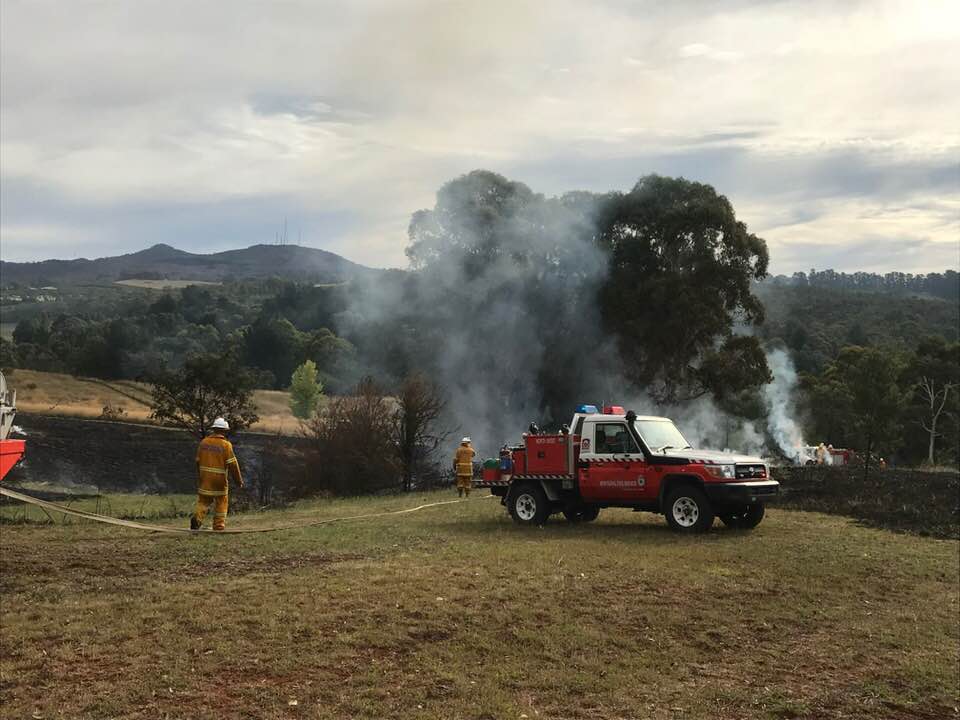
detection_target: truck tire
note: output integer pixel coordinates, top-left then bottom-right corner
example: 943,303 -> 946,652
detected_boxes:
664,485 -> 715,533
563,505 -> 600,523
719,503 -> 765,530
509,483 -> 550,526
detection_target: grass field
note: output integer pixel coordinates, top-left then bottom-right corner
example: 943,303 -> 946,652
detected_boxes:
0,492 -> 956,719
4,368 -> 303,434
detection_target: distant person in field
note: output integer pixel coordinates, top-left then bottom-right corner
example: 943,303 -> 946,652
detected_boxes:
815,442 -> 828,465
191,417 -> 245,531
454,437 -> 475,498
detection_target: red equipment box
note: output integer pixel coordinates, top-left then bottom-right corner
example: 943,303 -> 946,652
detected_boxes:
481,466 -> 500,483
525,434 -> 569,475
511,446 -> 526,475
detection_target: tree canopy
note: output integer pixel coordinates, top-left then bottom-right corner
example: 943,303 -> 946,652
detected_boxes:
597,175 -> 771,401
149,351 -> 260,438
397,171 -> 772,432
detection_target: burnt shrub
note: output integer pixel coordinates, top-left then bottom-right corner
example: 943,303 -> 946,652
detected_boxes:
298,377 -> 398,496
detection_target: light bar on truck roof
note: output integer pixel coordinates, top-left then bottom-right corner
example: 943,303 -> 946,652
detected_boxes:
603,405 -> 625,414
575,404 -> 599,414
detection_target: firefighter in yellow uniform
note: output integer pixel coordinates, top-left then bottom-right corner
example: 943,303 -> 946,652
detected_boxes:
454,437 -> 475,498
190,417 -> 244,531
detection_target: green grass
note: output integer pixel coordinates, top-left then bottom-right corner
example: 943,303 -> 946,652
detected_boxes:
0,492 -> 957,719
0,491 -> 198,524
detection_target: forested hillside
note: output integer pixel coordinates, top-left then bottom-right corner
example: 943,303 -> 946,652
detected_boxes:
756,282 -> 959,375
768,269 -> 958,302
0,243 -> 372,286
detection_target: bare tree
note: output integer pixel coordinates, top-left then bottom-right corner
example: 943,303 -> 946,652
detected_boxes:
393,373 -> 450,492
300,377 -> 397,495
918,376 -> 955,465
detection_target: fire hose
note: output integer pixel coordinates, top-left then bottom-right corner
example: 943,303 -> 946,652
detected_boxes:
0,485 -> 493,535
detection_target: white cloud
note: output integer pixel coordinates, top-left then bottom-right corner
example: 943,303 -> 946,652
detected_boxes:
678,43 -> 743,61
0,0 -> 957,272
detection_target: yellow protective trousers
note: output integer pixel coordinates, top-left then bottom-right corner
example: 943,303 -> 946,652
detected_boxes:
194,493 -> 229,531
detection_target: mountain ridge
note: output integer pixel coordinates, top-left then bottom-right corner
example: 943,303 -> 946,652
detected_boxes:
0,243 -> 378,285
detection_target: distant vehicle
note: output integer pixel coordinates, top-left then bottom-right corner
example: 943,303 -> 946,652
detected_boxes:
796,445 -> 854,466
0,371 -> 26,482
475,405 -> 779,532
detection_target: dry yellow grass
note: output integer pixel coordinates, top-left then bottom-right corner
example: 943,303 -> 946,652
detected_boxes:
5,368 -> 302,434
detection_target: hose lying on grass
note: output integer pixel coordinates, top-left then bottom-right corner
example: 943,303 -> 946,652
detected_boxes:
0,485 -> 492,535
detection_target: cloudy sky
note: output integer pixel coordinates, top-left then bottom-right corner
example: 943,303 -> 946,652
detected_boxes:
2,0 -> 957,273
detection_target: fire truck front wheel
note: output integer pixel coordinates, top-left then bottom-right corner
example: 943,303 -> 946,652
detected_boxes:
719,503 -> 765,529
664,485 -> 715,533
563,505 -> 600,523
509,483 -> 550,526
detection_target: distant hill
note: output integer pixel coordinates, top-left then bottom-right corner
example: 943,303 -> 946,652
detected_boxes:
0,243 -> 377,286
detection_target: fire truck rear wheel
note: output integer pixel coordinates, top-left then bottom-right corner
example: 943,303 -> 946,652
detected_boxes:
509,483 -> 550,526
719,503 -> 765,529
563,506 -> 600,523
664,485 -> 715,533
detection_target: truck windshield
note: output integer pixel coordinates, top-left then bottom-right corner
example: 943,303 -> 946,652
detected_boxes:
634,419 -> 690,453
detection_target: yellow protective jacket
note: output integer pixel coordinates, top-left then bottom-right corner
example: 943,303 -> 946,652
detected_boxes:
196,433 -> 243,497
454,444 -> 475,478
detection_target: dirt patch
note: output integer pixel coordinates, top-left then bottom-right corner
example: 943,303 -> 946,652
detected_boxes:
168,552 -> 366,580
0,547 -> 366,595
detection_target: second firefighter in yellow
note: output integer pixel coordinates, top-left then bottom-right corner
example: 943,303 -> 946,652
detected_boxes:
454,437 -> 475,498
191,417 -> 244,531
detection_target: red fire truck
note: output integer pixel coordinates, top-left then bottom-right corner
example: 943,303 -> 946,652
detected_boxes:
475,405 -> 779,532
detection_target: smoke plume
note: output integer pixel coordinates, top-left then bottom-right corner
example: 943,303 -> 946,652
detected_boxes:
762,348 -> 806,460
342,171 -> 614,457
343,171 -> 801,464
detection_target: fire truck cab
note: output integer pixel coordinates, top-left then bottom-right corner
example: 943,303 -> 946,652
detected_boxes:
476,405 -> 779,532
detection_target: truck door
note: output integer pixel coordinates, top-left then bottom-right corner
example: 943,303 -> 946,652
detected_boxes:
579,420 -> 648,503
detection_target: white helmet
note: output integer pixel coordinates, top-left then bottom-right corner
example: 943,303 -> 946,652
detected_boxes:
211,417 -> 230,430
462,437 -> 471,443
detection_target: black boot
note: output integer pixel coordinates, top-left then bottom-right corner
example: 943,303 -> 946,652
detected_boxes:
190,515 -> 201,531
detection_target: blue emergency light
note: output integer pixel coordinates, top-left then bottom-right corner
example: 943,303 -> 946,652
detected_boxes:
575,404 -> 599,414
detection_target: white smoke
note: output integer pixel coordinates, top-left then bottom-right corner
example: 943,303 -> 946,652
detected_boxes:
619,347 -> 807,461
340,172 -> 614,460
632,395 -> 767,457
344,172 -> 809,465
762,348 -> 806,460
